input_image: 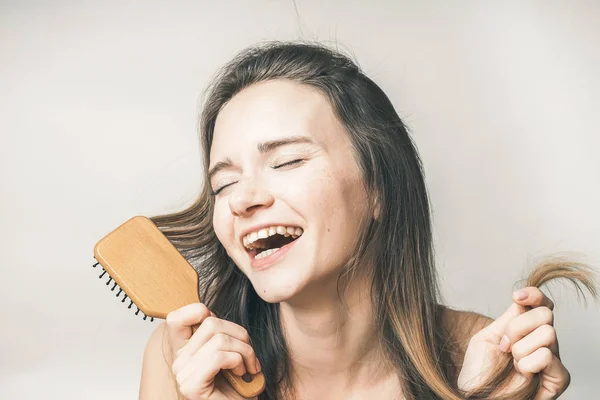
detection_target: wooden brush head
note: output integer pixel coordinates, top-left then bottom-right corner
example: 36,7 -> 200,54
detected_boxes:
93,215 -> 265,398
94,215 -> 200,319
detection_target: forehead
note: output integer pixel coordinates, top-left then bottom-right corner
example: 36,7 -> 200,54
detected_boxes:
209,80 -> 343,161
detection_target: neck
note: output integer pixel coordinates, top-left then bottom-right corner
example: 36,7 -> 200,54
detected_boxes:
279,274 -> 399,399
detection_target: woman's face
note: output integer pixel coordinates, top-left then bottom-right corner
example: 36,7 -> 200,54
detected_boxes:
209,80 -> 371,303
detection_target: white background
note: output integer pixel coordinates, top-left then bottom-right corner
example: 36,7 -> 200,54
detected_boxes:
1,1 -> 599,398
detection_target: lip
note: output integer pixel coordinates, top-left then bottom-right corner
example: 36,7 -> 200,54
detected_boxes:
249,235 -> 300,270
239,222 -> 303,246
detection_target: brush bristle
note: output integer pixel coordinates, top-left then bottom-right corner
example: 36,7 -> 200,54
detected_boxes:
93,259 -> 154,322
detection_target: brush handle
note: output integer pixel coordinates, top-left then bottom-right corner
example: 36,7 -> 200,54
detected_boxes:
93,216 -> 266,398
222,369 -> 265,399
190,325 -> 266,398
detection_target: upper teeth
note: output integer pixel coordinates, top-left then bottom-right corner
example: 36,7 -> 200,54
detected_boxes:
243,226 -> 303,248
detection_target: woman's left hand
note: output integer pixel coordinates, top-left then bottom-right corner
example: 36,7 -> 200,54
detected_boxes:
457,287 -> 570,399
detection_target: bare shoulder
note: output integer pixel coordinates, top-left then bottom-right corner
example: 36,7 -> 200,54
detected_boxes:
139,322 -> 179,400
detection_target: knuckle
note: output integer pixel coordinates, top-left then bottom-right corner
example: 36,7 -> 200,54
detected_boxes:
203,316 -> 219,331
539,306 -> 554,324
243,342 -> 256,358
511,341 -> 525,360
214,332 -> 230,347
197,303 -> 212,319
540,347 -> 553,363
516,358 -> 529,373
518,356 -> 538,375
541,323 -> 556,340
241,327 -> 251,342
165,311 -> 179,328
234,352 -> 244,365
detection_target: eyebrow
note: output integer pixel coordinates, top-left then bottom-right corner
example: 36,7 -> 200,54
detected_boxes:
208,136 -> 315,183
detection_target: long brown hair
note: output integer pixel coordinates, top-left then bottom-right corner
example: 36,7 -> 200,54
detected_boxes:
151,41 -> 597,399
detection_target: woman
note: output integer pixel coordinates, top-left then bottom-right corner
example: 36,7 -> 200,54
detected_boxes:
138,41 -> 595,399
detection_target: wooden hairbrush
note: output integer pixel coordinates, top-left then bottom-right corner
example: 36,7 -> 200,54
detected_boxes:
93,216 -> 266,399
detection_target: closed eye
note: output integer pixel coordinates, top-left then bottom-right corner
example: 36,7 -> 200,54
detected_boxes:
212,159 -> 304,195
212,181 -> 237,196
273,159 -> 305,169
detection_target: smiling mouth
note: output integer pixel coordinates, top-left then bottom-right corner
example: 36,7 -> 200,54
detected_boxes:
244,227 -> 303,260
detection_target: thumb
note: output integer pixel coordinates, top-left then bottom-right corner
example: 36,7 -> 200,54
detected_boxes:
165,303 -> 211,351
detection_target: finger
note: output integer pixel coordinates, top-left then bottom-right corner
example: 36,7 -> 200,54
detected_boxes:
202,332 -> 259,376
511,324 -> 558,362
513,287 -> 555,311
533,356 -> 571,400
517,347 -> 569,394
165,303 -> 211,352
172,351 -> 192,376
180,316 -> 252,359
517,347 -> 553,375
173,354 -> 196,388
500,306 -> 554,352
177,351 -> 245,399
172,339 -> 252,378
484,302 -> 527,339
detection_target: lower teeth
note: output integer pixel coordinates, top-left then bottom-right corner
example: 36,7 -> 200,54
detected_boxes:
255,247 -> 280,260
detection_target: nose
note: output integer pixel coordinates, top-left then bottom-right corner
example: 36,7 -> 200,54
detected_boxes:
228,179 -> 275,217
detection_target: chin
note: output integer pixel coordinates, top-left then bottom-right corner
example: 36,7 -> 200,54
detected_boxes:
255,291 -> 293,304
248,270 -> 309,304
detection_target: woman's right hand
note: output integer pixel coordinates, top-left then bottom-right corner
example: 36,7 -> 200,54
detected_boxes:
165,303 -> 261,400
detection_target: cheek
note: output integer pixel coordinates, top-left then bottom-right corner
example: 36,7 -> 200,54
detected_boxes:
212,201 -> 232,245
282,172 -> 337,220
320,173 -> 368,237
299,173 -> 353,237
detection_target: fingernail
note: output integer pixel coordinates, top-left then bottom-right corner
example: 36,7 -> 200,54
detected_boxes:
499,335 -> 510,352
514,289 -> 528,301
255,358 -> 261,373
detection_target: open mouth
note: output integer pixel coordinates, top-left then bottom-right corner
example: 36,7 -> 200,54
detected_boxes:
243,226 -> 303,260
